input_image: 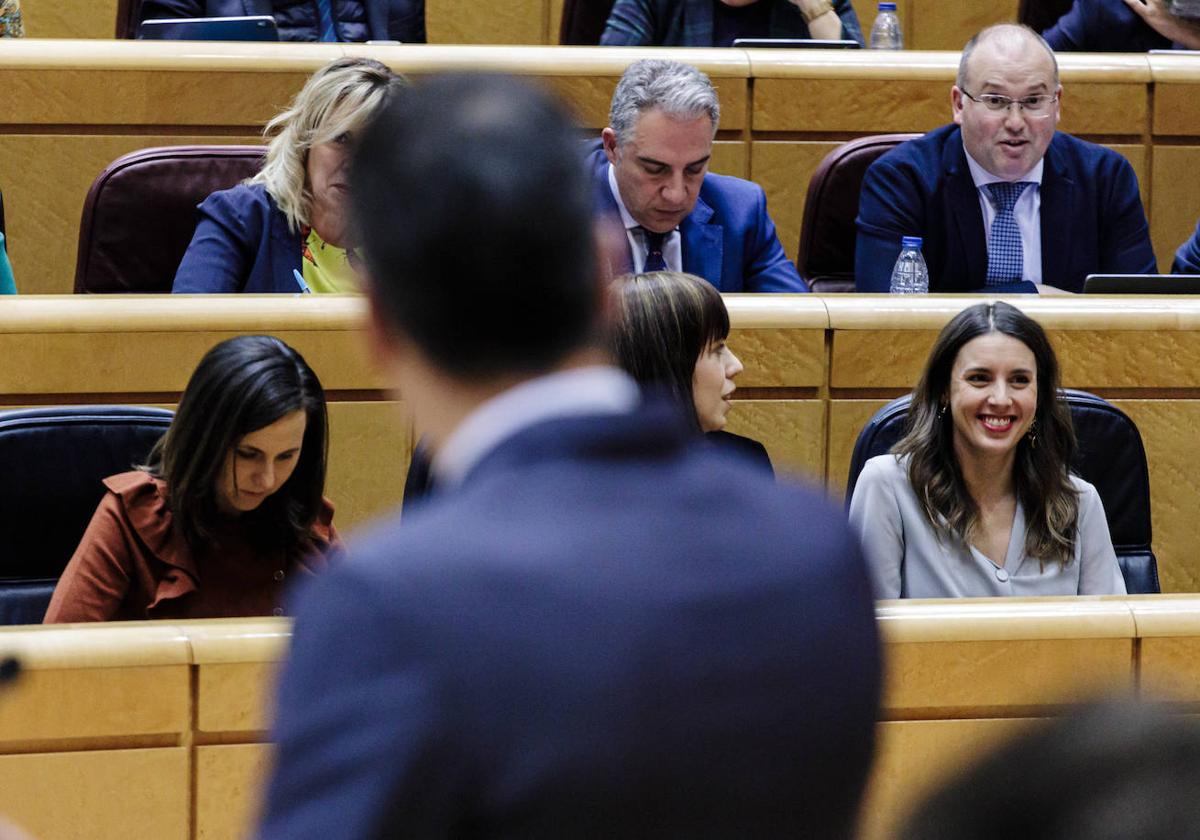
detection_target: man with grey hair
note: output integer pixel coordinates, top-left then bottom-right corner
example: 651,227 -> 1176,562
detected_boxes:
590,59 -> 807,292
855,23 -> 1155,293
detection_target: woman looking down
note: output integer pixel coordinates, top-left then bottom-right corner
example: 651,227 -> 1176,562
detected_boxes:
45,336 -> 337,622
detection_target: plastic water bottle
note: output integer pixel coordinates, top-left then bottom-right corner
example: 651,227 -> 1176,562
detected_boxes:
889,236 -> 928,294
870,2 -> 903,50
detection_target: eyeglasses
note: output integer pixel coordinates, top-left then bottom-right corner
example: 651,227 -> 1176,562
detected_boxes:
960,89 -> 1059,116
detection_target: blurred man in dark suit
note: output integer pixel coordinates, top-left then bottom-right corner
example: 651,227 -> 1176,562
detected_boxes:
257,72 -> 880,840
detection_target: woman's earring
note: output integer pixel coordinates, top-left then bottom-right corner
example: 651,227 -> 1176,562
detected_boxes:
1027,419 -> 1039,449
938,404 -> 947,420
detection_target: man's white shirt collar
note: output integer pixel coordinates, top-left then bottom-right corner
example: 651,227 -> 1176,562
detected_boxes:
431,366 -> 640,490
963,148 -> 1044,189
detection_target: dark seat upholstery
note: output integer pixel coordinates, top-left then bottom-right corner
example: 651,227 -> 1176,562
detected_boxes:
1019,0 -> 1076,34
798,134 -> 919,293
845,390 -> 1160,594
115,0 -> 143,37
559,0 -> 615,43
0,407 -> 174,625
75,145 -> 265,294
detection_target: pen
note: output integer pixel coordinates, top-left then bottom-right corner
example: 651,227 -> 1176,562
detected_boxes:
292,269 -> 312,294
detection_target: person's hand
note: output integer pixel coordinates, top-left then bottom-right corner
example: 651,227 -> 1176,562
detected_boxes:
786,0 -> 842,40
1122,0 -> 1200,49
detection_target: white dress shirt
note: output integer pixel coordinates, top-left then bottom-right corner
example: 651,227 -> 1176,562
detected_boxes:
431,366 -> 640,491
608,163 -> 683,273
964,146 -> 1045,286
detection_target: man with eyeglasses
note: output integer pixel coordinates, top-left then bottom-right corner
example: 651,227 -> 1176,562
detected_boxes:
855,23 -> 1156,293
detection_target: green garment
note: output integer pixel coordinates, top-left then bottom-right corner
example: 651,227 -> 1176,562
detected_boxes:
0,233 -> 17,294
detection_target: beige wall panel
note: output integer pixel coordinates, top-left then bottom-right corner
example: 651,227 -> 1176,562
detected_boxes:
883,638 -> 1134,716
0,666 -> 188,745
727,327 -> 825,387
750,141 -> 842,263
198,662 -> 280,735
0,748 -> 188,840
326,401 -> 412,529
724,400 -> 824,480
1110,400 -> 1200,594
831,330 -> 936,388
1140,637 -> 1200,699
860,718 -> 1036,840
1153,84 -> 1200,135
21,0 -> 117,38
0,134 -> 263,296
544,77 -> 746,131
426,0 -> 546,44
908,0 -> 1018,51
753,78 -> 947,134
0,328 -> 376,396
1058,84 -> 1147,137
196,744 -> 274,840
833,329 -> 1200,389
1150,145 -> 1200,274
0,69 -> 306,126
850,0 -> 913,47
827,399 -> 889,495
710,141 -> 747,179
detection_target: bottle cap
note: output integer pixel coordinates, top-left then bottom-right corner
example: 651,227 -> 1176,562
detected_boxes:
901,236 -> 923,248
878,2 -> 897,9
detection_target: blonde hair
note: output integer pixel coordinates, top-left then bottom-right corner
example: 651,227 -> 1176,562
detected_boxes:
249,57 -> 404,231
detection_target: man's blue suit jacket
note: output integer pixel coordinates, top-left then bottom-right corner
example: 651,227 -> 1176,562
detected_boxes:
855,124 -> 1157,293
1042,0 -> 1174,52
258,400 -> 880,839
587,142 -> 807,292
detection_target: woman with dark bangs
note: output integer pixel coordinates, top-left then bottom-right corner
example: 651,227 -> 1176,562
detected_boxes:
46,335 -> 338,622
609,270 -> 772,475
848,301 -> 1124,598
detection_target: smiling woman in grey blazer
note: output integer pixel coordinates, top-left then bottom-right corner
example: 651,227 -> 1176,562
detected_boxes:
848,302 -> 1125,599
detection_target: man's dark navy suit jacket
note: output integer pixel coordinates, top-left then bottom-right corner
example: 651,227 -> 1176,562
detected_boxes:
258,400 -> 880,839
855,124 -> 1157,293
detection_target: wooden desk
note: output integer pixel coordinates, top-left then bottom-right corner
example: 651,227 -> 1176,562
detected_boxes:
3,43 -> 1197,294
5,597 -> 1195,839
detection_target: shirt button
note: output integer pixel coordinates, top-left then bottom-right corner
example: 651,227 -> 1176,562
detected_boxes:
273,570 -> 285,582
272,607 -> 284,617
996,568 -> 1010,583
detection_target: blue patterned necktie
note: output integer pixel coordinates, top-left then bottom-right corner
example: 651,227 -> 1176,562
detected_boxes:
315,0 -> 338,42
985,181 -> 1034,286
641,228 -> 667,273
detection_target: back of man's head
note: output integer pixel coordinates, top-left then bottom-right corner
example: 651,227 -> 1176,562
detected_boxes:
351,73 -> 598,379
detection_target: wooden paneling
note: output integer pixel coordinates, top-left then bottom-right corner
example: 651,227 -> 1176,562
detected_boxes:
753,77 -> 950,134
727,326 -> 825,387
725,399 -> 824,480
0,134 -> 263,297
861,718 -> 1036,840
425,0 -> 547,44
1112,401 -> 1200,594
0,748 -> 189,840
197,662 -> 279,735
1152,83 -> 1200,136
326,401 -> 412,529
908,0 -> 1019,51
750,141 -> 842,263
828,399 -> 889,494
1149,145 -> 1200,274
1058,84 -> 1147,137
20,0 -> 117,38
196,744 -> 273,840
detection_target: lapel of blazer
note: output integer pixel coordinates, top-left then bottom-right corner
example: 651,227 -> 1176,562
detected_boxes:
1038,137 -> 1073,289
591,148 -> 636,276
943,133 -> 987,291
680,193 -> 723,289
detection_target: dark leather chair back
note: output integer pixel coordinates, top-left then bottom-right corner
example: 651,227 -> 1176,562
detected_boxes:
116,0 -> 143,37
559,0 -> 615,43
1019,0 -> 1075,34
0,406 -> 174,625
845,390 -> 1160,594
75,145 -> 265,294
798,134 -> 919,293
